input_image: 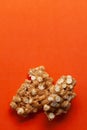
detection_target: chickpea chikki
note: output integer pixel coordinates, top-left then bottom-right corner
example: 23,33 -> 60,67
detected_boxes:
10,66 -> 76,120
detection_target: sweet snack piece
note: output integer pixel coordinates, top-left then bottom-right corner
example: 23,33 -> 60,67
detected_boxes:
43,75 -> 76,120
10,66 -> 54,116
10,66 -> 76,120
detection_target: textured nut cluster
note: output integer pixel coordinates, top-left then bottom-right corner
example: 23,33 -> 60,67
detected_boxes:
44,75 -> 76,120
10,66 -> 76,120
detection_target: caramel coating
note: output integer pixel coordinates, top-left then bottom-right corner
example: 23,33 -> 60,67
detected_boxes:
10,66 -> 76,120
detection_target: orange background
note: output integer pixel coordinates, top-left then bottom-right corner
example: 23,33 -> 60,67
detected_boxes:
0,0 -> 87,130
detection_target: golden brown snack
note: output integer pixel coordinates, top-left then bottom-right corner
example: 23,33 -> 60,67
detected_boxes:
43,75 -> 76,120
10,66 -> 54,116
10,66 -> 76,120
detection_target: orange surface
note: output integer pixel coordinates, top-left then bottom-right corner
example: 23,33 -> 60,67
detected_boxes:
0,0 -> 87,130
